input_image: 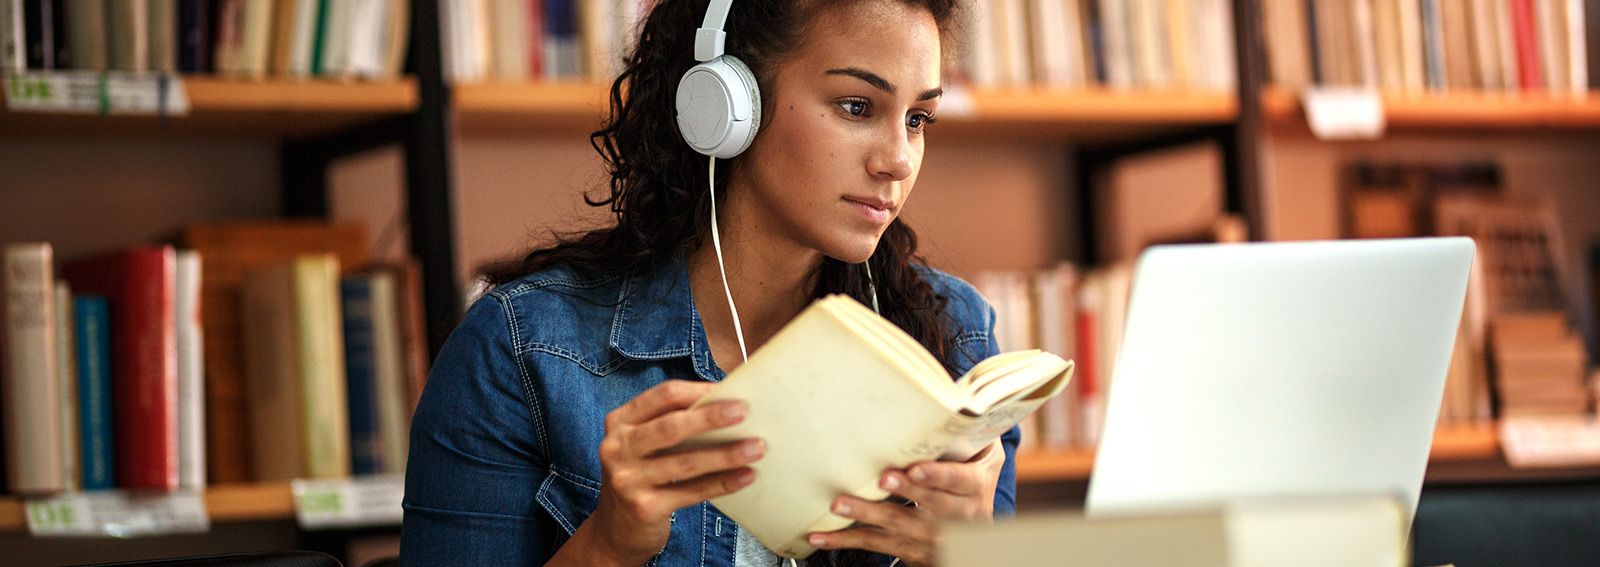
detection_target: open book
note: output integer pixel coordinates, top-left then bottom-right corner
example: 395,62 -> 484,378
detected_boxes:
679,294 -> 1074,557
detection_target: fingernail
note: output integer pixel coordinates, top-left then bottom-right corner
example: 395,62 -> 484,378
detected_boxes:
910,467 -> 927,482
723,402 -> 745,421
809,534 -> 826,546
881,474 -> 900,490
736,469 -> 756,485
743,439 -> 764,458
833,500 -> 852,516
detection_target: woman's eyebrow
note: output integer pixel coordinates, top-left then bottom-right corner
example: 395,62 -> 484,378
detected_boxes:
824,67 -> 943,101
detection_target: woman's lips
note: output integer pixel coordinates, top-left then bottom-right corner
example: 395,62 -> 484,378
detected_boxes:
844,197 -> 893,224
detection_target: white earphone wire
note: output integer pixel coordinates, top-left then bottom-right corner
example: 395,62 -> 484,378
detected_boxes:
708,156 -> 751,363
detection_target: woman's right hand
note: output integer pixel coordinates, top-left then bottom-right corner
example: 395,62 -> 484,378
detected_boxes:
552,380 -> 763,567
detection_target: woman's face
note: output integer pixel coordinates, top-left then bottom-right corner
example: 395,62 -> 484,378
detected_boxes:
730,0 -> 942,264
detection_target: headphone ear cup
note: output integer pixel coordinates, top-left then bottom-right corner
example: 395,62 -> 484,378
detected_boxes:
675,55 -> 762,158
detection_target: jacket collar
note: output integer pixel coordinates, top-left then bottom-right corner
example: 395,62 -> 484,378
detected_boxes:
607,251 -> 724,381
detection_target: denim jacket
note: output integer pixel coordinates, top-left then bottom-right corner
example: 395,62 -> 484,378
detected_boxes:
400,252 -> 1019,566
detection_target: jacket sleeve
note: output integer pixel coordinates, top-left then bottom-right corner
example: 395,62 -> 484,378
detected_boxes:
401,295 -> 559,565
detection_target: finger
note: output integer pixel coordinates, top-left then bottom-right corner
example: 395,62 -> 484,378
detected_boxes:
656,466 -> 758,510
878,471 -> 963,513
829,496 -> 936,543
808,525 -> 932,565
630,400 -> 747,454
641,438 -> 765,485
904,461 -> 983,497
609,380 -> 717,427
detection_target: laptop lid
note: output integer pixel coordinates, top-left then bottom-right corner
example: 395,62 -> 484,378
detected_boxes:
1086,237 -> 1475,523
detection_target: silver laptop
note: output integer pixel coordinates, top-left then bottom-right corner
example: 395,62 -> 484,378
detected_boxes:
1086,237 -> 1475,524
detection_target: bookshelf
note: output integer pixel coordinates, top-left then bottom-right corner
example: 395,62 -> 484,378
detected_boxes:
0,422 -> 1508,533
453,81 -> 1238,142
0,78 -> 418,138
1012,422 -> 1506,483
1261,88 -> 1600,132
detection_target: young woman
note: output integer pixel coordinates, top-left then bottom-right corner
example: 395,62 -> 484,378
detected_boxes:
399,0 -> 1020,565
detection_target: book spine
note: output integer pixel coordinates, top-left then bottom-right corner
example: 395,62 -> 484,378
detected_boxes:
525,0 -> 543,78
1566,0 -> 1586,95
341,276 -> 382,476
23,0 -> 44,69
4,243 -> 63,495
148,0 -> 176,72
1,0 -> 22,72
370,272 -> 410,473
49,0 -> 70,68
1511,0 -> 1544,90
175,251 -> 204,490
75,295 -> 114,491
309,0 -> 328,75
176,0 -> 208,72
123,247 -> 179,491
297,256 -> 351,479
54,282 -> 79,492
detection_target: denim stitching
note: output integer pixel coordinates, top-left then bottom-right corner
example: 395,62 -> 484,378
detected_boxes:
534,474 -> 577,535
502,296 -> 552,460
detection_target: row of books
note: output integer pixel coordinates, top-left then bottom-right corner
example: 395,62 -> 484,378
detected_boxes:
974,263 -> 1133,452
1264,0 -> 1597,96
0,221 -> 431,497
959,0 -> 1238,92
0,0 -> 411,79
439,0 -> 636,83
436,0 -> 1239,92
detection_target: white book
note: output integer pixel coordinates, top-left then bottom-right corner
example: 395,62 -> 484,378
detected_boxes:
965,0 -> 1000,88
1399,0 -> 1426,93
347,0 -> 388,78
1536,0 -> 1569,91
1566,0 -> 1587,96
1353,0 -> 1380,88
54,282 -> 79,492
1028,0 -> 1069,88
1469,0 -> 1504,91
286,0 -> 320,77
370,271 -> 410,473
491,0 -> 530,80
175,251 -> 205,490
470,0 -> 494,80
381,0 -> 411,79
1200,0 -> 1236,91
148,0 -> 177,72
1100,0 -> 1134,89
1001,0 -> 1033,86
1494,0 -> 1520,90
577,0 -> 616,79
4,243 -> 63,495
1373,0 -> 1405,90
1130,0 -> 1170,88
678,295 -> 1074,557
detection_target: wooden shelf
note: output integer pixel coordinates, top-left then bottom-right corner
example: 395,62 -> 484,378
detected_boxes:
1263,87 -> 1600,133
1,76 -> 418,138
453,81 -> 1237,142
1015,422 -> 1506,483
0,424 -> 1512,532
0,482 -> 294,533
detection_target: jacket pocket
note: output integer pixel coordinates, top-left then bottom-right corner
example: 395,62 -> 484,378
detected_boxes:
535,467 -> 602,535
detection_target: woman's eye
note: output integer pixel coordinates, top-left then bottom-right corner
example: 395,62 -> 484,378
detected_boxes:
839,100 -> 869,117
907,113 -> 937,132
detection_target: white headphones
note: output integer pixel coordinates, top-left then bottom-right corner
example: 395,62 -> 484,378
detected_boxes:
675,0 -> 761,158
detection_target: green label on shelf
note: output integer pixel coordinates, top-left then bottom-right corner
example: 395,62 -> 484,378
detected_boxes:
291,474 -> 405,530
24,491 -> 209,537
3,71 -> 190,115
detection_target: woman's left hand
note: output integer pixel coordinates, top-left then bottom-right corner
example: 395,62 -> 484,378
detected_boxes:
805,439 -> 1007,566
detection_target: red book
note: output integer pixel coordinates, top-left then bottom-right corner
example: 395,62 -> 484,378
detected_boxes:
1509,0 -> 1544,91
61,246 -> 179,492
527,0 -> 545,79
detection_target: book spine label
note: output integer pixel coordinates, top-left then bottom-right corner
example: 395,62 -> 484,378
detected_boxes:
4,243 -> 63,494
76,296 -> 115,491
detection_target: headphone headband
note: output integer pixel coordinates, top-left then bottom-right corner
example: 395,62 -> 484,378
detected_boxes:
695,0 -> 735,61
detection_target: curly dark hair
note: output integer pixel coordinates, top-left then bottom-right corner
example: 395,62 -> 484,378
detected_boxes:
483,1 -> 964,560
